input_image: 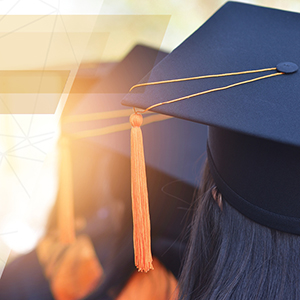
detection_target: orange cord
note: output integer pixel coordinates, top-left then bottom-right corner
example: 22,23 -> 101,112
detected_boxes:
131,71 -> 282,114
129,67 -> 277,92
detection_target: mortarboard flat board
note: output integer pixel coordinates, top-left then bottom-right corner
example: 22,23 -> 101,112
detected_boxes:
122,2 -> 300,235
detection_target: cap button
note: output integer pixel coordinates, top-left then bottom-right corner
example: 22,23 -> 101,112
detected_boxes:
276,62 -> 298,74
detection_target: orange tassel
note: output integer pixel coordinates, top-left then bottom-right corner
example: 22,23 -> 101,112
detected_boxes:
130,113 -> 153,272
58,137 -> 76,244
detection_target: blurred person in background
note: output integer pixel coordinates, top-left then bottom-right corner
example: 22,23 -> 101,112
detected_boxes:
0,45 -> 206,300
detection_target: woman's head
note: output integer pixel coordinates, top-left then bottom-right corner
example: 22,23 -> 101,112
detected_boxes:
179,160 -> 300,300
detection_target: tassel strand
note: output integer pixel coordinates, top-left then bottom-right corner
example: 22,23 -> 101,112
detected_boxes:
130,113 -> 153,272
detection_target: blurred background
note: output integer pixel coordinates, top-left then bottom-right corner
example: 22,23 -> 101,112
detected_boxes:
0,0 -> 299,274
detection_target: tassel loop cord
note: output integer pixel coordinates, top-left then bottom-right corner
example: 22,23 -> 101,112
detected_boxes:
130,69 -> 283,114
129,67 -> 277,92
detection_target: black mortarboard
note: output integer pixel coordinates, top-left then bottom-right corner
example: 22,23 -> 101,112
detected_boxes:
122,2 -> 300,236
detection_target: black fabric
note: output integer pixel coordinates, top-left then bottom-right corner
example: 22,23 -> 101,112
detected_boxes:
207,126 -> 300,235
123,2 -> 300,147
0,251 -> 53,300
122,2 -> 300,235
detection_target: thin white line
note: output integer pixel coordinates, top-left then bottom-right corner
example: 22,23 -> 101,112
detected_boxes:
0,0 -> 22,24
4,157 -> 30,198
0,12 -> 58,40
26,12 -> 59,136
39,0 -> 58,11
6,136 -> 53,153
5,154 -> 44,162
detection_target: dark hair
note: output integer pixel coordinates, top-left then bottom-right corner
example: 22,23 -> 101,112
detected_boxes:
178,161 -> 300,300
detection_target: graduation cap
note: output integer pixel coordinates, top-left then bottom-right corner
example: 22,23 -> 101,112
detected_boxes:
61,44 -> 207,282
122,1 -> 300,270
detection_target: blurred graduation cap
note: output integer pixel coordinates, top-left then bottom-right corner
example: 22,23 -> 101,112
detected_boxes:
63,43 -> 207,200
123,0 -> 300,243
62,44 -> 208,280
0,45 -> 207,300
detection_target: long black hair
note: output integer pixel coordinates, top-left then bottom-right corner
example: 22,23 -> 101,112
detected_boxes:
178,161 -> 300,300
